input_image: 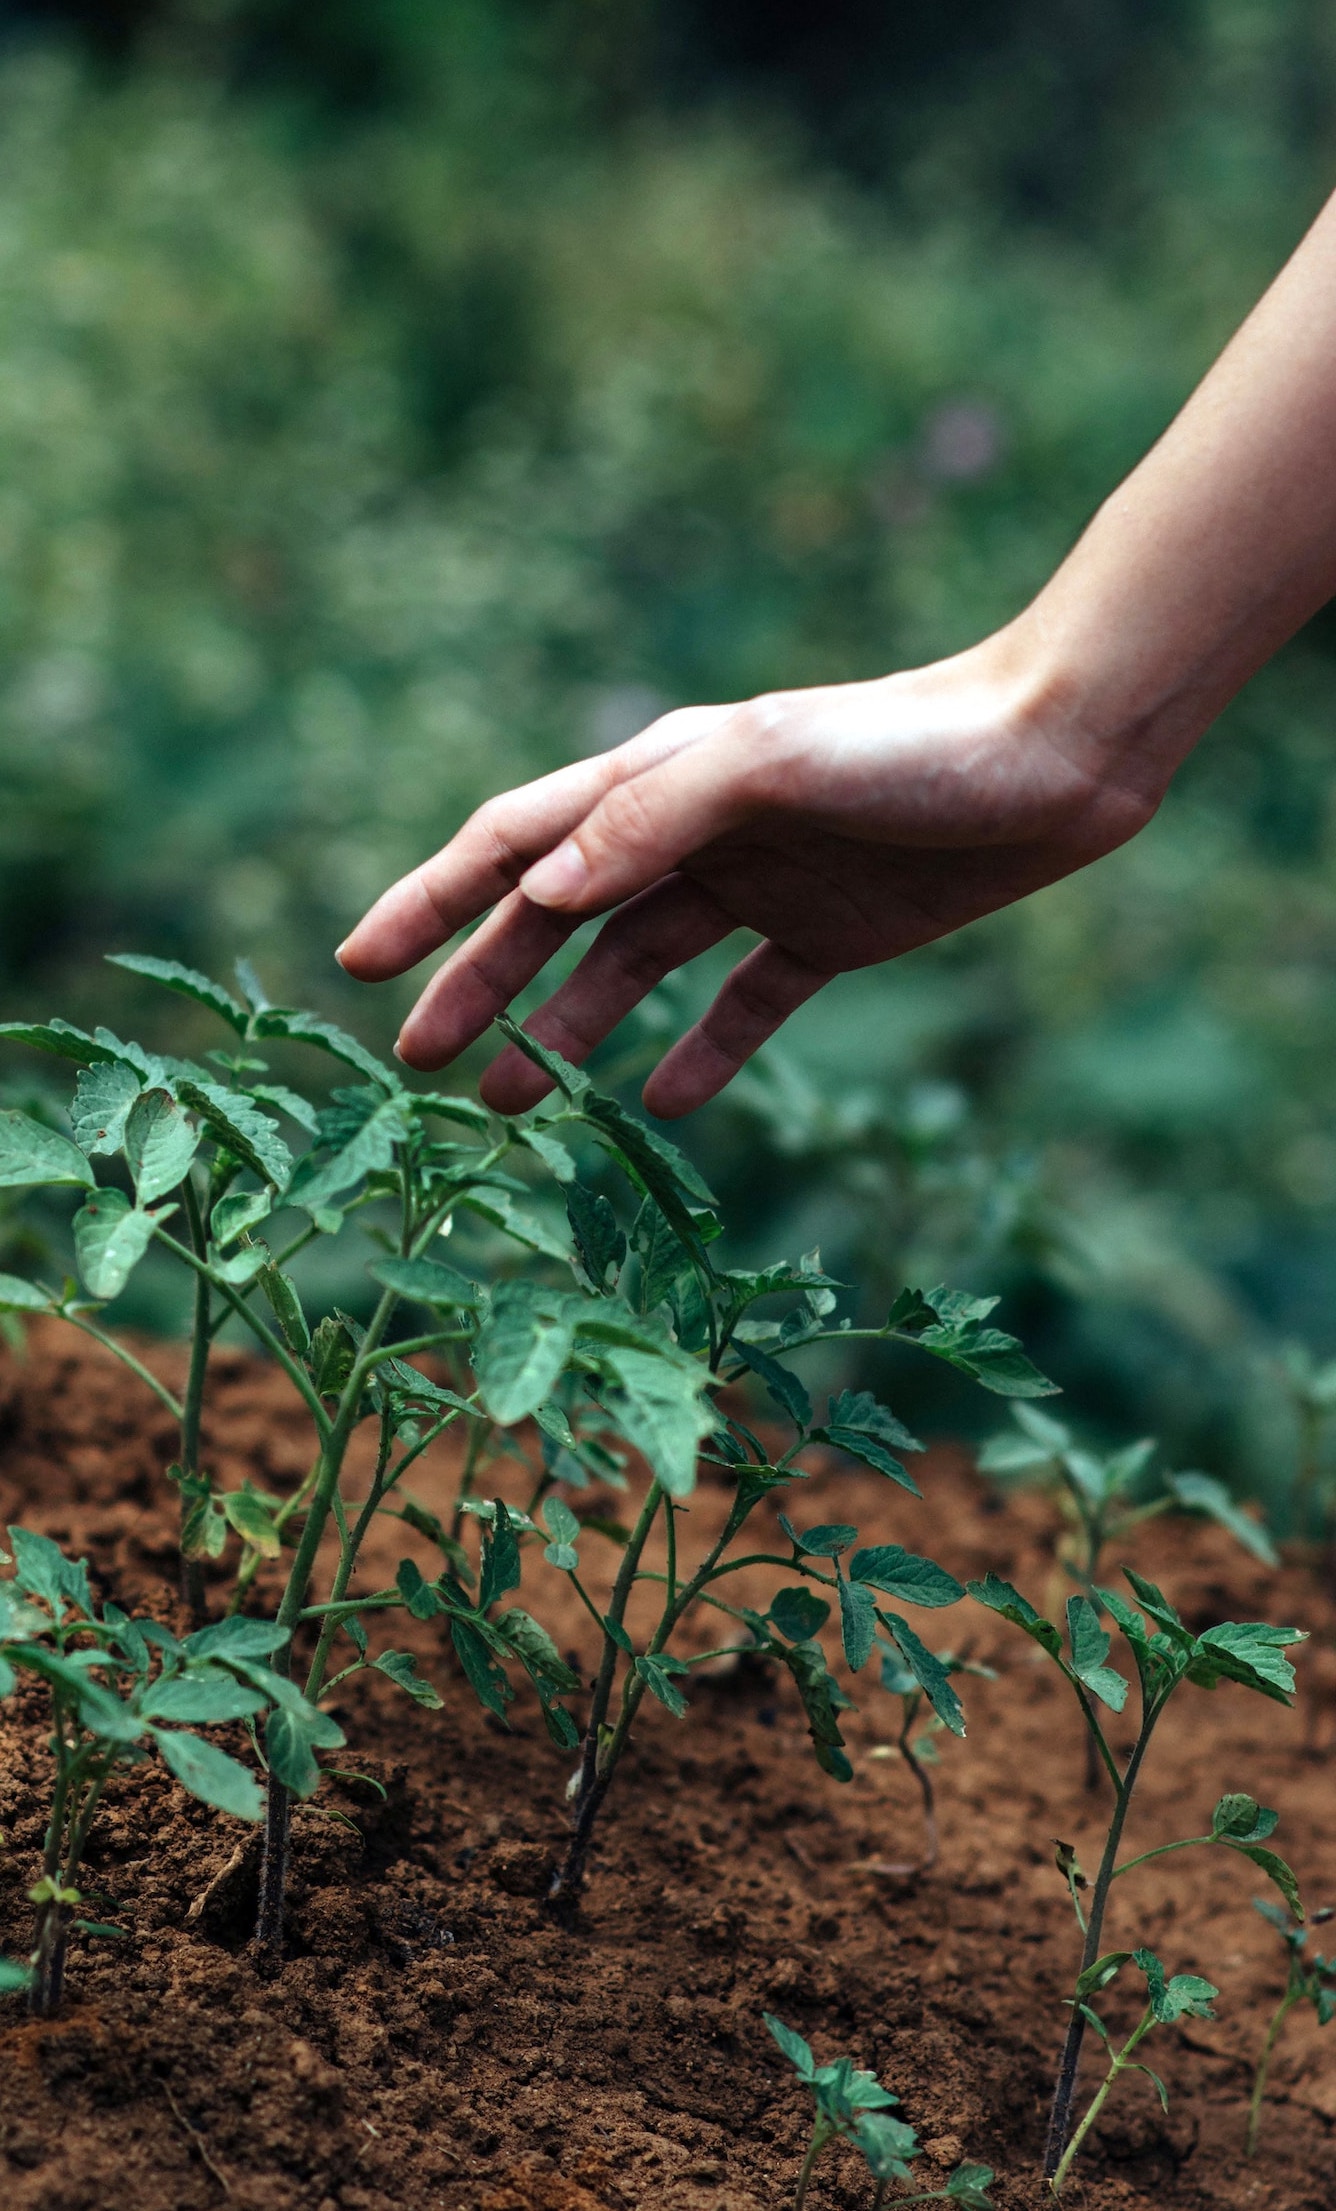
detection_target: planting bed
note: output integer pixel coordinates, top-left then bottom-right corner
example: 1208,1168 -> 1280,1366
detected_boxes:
0,1320 -> 1332,2211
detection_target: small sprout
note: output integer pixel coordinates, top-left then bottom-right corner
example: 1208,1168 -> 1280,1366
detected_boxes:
1050,1949 -> 1218,2196
1246,1900 -> 1336,2154
764,2013 -> 996,2209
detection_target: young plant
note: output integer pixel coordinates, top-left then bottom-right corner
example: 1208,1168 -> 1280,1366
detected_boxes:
0,1525 -> 317,2016
1246,1899 -> 1336,2155
763,2014 -> 996,2209
0,967 -> 1052,1960
863,1641 -> 993,1876
967,1565 -> 1305,2185
1048,1948 -> 1218,2197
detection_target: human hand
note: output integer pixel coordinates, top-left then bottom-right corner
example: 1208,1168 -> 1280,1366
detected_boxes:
336,633 -> 1160,1117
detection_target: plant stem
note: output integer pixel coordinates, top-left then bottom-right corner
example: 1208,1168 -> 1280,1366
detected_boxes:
254,1284 -> 399,1970
793,2124 -> 828,2211
546,1480 -> 664,1918
179,1177 -> 212,1623
1110,1834 -> 1212,1879
1246,1989 -> 1300,2155
1042,1704 -> 1160,2178
1050,2006 -> 1155,2196
900,1709 -> 939,1874
304,1408 -> 394,1703
59,1314 -> 184,1423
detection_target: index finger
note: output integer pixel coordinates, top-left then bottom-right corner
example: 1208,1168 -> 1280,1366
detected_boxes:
336,706 -> 727,981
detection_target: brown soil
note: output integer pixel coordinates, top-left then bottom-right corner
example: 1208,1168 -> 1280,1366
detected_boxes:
0,1319 -> 1334,2211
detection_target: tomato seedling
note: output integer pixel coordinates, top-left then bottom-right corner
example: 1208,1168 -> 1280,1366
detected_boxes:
1048,1948 -> 1218,2196
764,2014 -> 996,2209
0,1526 -> 318,2015
1246,1899 -> 1336,2154
967,1566 -> 1305,2185
863,1642 -> 993,1876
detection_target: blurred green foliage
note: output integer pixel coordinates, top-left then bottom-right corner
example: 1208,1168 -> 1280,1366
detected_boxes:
3,0 -> 1336,1498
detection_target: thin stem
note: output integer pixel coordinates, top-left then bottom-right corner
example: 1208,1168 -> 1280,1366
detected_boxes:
665,1498 -> 678,1614
705,1552 -> 837,1588
1246,1989 -> 1301,2155
179,1176 -> 212,1622
1111,1834 -> 1212,1879
304,1406 -> 394,1703
1050,2007 -> 1156,2196
900,1708 -> 939,1874
58,1314 -> 183,1423
451,1415 -> 489,1542
793,2124 -> 830,2211
1043,1699 -> 1163,2178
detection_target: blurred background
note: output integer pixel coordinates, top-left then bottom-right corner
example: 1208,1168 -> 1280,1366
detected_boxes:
3,0 -> 1336,1507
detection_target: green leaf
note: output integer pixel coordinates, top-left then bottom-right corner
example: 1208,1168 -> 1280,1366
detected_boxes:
877,1612 -> 967,1737
389,1497 -> 474,1585
308,1313 -> 357,1398
457,1187 -> 573,1263
1223,1843 -> 1304,1919
849,1546 -> 963,1609
886,1285 -> 1058,1398
1075,1950 -> 1133,1998
565,1181 -> 627,1291
10,1526 -> 90,1613
1166,1471 -> 1278,1566
370,1255 -> 482,1310
71,1061 -> 142,1158
826,1389 -> 923,1453
779,1515 -> 857,1558
264,1687 -> 345,1798
517,1125 -> 576,1182
0,1273 -> 52,1313
212,1188 -> 273,1246
1122,1569 -> 1194,1644
601,1343 -> 715,1498
139,1673 -> 268,1724
635,1651 -> 691,1717
182,1616 -> 289,1661
1132,1949 -> 1217,2022
821,1427 -> 922,1495
768,1586 -> 832,1642
493,1607 -> 580,1699
781,1638 -> 854,1782
123,1088 -> 199,1204
286,1088 -> 412,1211
0,1958 -> 33,1993
734,1342 -> 811,1429
966,1572 -> 1063,1658
373,1650 -> 444,1709
0,1019 -> 129,1069
473,1282 -> 578,1424
838,1577 -> 878,1671
252,1005 -> 398,1090
542,1494 -> 581,1571
107,953 -> 249,1034
763,2013 -> 816,2080
244,1084 -> 321,1134
495,1018 -> 590,1103
405,1091 -> 491,1133
0,1110 -> 94,1190
153,1728 -> 264,1819
220,1488 -> 283,1559
73,1189 -> 160,1301
257,1264 -> 311,1356
1188,1620 -> 1305,1704
855,2112 -> 920,2182
1211,1792 -> 1279,1844
1066,1595 -> 1130,1713
479,1499 -> 523,1611
451,1618 -> 513,1721
945,2164 -> 997,2208
602,1612 -> 634,1655
174,1079 -> 292,1189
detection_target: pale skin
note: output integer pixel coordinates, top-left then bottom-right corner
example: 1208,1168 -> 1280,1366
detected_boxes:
338,190 -> 1336,1119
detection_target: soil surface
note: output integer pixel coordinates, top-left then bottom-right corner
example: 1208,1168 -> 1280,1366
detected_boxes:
0,1319 -> 1333,2211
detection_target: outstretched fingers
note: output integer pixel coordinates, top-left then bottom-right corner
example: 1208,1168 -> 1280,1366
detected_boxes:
478,875 -> 735,1112
640,941 -> 832,1118
395,892 -> 580,1070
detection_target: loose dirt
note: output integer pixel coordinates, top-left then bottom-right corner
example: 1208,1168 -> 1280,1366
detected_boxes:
0,1320 -> 1332,2211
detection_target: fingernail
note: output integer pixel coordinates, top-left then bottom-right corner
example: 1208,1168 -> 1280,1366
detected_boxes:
393,1041 -> 407,1062
334,940 -> 350,967
520,841 -> 589,907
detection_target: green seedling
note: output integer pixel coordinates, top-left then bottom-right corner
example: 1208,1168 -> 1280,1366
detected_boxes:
967,1565 -> 1305,2185
1246,1899 -> 1336,2154
764,2014 -> 996,2209
0,969 -> 1053,1960
864,1642 -> 993,1876
1049,1947 -> 1218,2196
980,1408 -> 1277,1790
0,1525 -> 318,2015
499,1026 -> 1057,1917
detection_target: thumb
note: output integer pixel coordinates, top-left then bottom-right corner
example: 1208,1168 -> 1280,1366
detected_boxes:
517,716 -> 765,913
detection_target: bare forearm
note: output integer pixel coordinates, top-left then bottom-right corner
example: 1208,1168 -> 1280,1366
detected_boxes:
1016,189 -> 1336,793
